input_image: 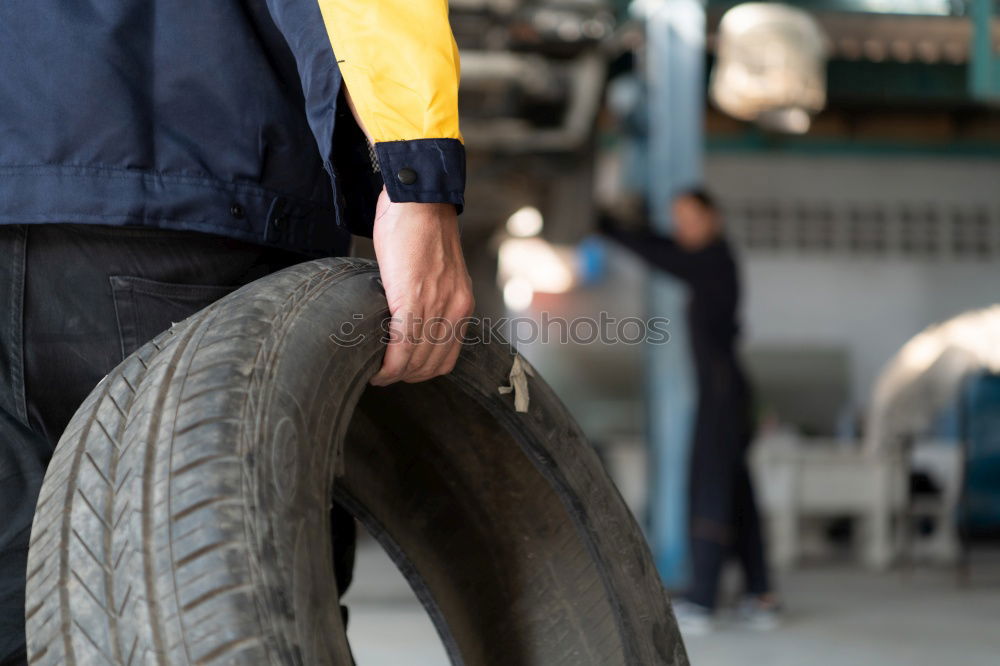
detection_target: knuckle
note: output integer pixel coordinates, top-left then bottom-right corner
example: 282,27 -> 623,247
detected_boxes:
402,368 -> 435,383
379,355 -> 409,379
453,291 -> 475,316
439,357 -> 458,375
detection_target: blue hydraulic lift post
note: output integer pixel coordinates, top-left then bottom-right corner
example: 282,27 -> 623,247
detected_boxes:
639,0 -> 705,588
970,0 -> 1000,101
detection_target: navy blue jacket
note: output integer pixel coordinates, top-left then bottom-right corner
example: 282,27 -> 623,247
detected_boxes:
0,1 -> 466,256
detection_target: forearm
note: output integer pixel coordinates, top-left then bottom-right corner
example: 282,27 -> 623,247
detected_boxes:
599,214 -> 696,280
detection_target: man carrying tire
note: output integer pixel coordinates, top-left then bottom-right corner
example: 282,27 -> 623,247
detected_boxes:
0,3 -> 473,664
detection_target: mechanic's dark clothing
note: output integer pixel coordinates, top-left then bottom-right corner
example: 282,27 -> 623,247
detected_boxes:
0,0 -> 465,253
601,220 -> 770,609
0,225 -> 356,665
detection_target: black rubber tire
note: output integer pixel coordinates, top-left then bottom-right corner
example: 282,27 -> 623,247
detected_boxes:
25,258 -> 686,666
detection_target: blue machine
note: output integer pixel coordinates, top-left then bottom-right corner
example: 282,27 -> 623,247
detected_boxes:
959,372 -> 1000,537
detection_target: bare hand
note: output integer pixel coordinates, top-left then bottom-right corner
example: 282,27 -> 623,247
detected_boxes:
370,187 -> 474,385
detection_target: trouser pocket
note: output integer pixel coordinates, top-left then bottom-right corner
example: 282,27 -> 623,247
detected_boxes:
109,276 -> 236,358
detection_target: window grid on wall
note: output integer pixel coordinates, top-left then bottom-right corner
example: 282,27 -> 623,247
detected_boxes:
722,200 -> 1000,261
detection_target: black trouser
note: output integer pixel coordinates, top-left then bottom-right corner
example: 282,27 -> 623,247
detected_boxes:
685,352 -> 770,610
0,224 -> 355,665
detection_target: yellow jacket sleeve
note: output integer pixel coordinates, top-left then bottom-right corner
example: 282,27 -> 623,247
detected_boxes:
317,0 -> 462,145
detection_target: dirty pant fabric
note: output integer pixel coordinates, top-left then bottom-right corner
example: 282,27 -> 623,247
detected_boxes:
686,353 -> 770,610
0,225 -> 356,665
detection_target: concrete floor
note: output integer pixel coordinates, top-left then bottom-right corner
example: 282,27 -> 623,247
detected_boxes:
344,539 -> 1000,665
344,539 -> 449,666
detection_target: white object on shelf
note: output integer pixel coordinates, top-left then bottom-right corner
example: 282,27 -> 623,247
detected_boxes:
752,433 -> 908,570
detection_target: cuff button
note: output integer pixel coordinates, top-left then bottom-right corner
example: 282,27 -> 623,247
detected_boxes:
396,167 -> 418,185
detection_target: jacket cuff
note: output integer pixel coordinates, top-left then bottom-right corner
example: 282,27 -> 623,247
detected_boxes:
375,139 -> 466,214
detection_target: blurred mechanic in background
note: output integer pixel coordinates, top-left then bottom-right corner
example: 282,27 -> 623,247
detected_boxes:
600,189 -> 779,634
0,2 -> 472,664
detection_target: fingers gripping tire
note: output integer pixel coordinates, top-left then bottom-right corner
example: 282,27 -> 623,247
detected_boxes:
25,258 -> 687,666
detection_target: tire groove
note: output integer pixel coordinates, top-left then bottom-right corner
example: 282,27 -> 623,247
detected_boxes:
72,528 -> 112,574
74,489 -> 111,532
170,453 -> 241,478
137,318 -> 208,666
173,416 -> 242,437
83,451 -> 114,489
194,636 -> 262,665
180,582 -> 252,612
70,570 -> 113,615
174,539 -> 240,569
170,495 -> 240,523
55,384 -> 111,666
72,619 -> 116,664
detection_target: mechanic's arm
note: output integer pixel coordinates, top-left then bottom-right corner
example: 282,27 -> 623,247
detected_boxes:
267,0 -> 474,384
598,213 -> 702,283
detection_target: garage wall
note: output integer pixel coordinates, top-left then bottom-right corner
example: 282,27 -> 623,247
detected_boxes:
707,153 -> 1000,411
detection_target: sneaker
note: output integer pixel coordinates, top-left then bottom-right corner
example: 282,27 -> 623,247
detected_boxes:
671,599 -> 715,636
734,596 -> 782,631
